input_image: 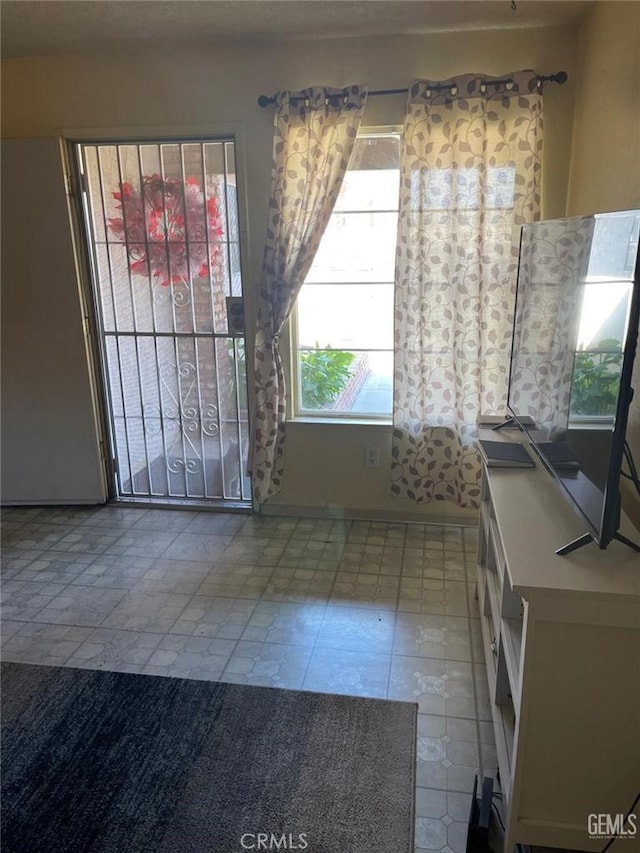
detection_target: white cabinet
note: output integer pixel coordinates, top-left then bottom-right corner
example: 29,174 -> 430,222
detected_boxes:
476,434 -> 640,852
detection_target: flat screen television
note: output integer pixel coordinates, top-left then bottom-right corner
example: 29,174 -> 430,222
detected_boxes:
506,210 -> 640,554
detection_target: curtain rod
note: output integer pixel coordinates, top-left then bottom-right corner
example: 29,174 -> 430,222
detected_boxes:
257,71 -> 567,107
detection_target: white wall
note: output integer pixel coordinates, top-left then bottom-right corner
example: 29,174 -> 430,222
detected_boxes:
567,1 -> 640,216
1,25 -> 581,516
567,0 -> 640,529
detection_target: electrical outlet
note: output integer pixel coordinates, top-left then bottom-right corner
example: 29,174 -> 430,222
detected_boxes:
364,447 -> 380,468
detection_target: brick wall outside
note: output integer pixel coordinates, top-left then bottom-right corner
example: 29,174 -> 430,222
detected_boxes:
331,353 -> 370,412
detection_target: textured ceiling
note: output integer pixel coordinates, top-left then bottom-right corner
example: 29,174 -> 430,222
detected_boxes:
1,0 -> 593,58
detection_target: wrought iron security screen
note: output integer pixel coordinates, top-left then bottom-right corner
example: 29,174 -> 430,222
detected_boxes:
77,140 -> 250,503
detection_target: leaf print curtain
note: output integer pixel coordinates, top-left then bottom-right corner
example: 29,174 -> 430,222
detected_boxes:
392,72 -> 543,508
252,86 -> 368,503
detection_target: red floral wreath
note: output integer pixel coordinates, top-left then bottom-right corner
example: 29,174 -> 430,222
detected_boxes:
107,174 -> 224,287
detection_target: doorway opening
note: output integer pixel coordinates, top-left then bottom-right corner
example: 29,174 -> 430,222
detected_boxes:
75,138 -> 250,506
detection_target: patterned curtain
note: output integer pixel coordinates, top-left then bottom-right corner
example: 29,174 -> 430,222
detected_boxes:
391,72 -> 543,509
252,86 -> 368,502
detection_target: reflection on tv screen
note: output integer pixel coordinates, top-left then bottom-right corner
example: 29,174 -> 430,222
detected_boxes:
508,210 -> 640,537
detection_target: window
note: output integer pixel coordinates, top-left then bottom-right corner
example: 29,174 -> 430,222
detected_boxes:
292,131 -> 400,418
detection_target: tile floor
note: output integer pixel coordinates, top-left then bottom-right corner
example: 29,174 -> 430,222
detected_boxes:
0,505 -> 497,853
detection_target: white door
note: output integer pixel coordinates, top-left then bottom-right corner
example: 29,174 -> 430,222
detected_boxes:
1,138 -> 105,504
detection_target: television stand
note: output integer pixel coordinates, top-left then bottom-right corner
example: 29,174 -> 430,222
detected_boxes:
475,438 -> 639,852
557,530 -> 640,555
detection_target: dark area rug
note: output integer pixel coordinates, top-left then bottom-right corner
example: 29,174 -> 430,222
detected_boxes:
1,662 -> 416,853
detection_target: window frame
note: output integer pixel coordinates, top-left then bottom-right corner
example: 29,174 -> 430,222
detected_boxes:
289,127 -> 401,424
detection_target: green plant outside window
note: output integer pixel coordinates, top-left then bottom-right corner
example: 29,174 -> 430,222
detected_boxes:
570,338 -> 623,417
300,349 -> 356,409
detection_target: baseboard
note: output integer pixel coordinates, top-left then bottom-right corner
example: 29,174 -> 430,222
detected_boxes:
0,499 -> 106,507
259,502 -> 478,527
1,498 -> 478,528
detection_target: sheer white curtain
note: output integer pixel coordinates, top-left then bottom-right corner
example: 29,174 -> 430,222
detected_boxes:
392,72 -> 543,508
252,86 -> 368,503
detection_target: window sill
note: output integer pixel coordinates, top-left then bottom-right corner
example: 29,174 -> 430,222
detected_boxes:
289,416 -> 393,427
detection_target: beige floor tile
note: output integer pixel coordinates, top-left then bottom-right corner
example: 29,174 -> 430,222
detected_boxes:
222,640 -> 312,689
36,585 -> 128,627
102,589 -> 191,633
2,622 -> 93,665
241,600 -> 324,645
1,504 -> 484,821
329,570 -> 400,609
197,563 -> 274,599
315,605 -> 395,653
303,647 -> 391,698
169,594 -> 255,638
66,627 -> 162,669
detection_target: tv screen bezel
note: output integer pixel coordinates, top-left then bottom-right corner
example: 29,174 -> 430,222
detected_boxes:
506,212 -> 640,550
